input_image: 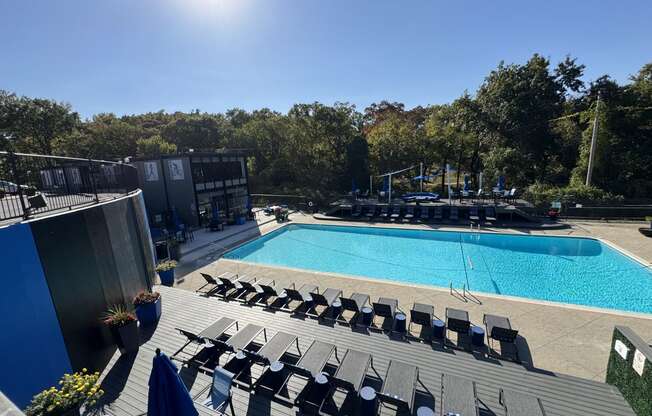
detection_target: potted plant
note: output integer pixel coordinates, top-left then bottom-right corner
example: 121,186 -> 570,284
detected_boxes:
25,368 -> 104,416
156,260 -> 178,286
102,304 -> 139,354
133,291 -> 162,326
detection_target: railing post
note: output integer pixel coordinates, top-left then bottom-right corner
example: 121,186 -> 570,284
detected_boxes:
89,158 -> 99,202
8,151 -> 30,219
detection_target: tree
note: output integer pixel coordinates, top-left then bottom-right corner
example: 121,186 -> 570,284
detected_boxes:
0,91 -> 79,154
136,135 -> 177,157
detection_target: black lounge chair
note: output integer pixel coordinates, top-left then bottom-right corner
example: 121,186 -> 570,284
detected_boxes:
351,205 -> 362,218
218,323 -> 267,355
332,349 -> 374,393
449,206 -> 459,221
500,388 -> 546,416
372,297 -> 404,331
248,280 -> 281,306
469,206 -> 480,222
433,206 -> 443,221
390,205 -> 401,221
283,283 -> 318,312
379,205 -> 390,220
420,206 -> 431,221
485,206 -> 497,222
409,303 -> 434,338
230,275 -> 259,300
484,314 -> 520,361
337,292 -> 370,324
197,273 -> 222,295
446,307 -> 470,337
309,288 -> 342,318
441,374 -> 479,416
247,331 -> 302,390
364,205 -> 377,219
215,272 -> 242,298
378,360 -> 420,413
404,205 -> 415,221
172,317 -> 238,365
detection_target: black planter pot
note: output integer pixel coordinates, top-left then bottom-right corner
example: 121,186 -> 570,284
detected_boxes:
111,320 -> 139,354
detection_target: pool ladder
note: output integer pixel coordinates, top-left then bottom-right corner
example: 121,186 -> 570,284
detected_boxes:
449,282 -> 482,305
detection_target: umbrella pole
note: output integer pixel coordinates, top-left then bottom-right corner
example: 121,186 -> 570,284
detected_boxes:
420,162 -> 423,192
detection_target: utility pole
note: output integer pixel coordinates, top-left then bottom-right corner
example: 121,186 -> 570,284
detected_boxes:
586,92 -> 600,186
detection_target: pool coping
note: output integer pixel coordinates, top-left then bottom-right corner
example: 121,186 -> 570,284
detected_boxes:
221,221 -> 652,319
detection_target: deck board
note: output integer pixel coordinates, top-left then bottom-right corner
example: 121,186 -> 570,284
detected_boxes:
94,285 -> 634,416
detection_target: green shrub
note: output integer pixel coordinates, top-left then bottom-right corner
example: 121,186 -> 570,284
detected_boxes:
523,183 -> 623,208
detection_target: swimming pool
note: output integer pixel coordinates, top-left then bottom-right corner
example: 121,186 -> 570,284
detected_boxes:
224,224 -> 652,314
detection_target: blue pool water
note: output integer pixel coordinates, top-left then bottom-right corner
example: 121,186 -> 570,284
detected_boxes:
224,224 -> 652,314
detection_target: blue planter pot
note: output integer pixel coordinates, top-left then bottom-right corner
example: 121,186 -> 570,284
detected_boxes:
135,297 -> 162,326
158,269 -> 175,286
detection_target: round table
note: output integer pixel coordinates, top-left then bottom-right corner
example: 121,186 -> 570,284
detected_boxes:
313,372 -> 330,396
269,361 -> 284,385
331,299 -> 342,320
233,351 -> 247,372
432,319 -> 445,339
359,386 -> 377,415
471,326 -> 485,347
395,313 -> 407,333
361,306 -> 374,326
416,406 -> 435,416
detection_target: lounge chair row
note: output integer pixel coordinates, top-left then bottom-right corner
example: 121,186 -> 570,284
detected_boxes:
348,204 -> 499,223
197,272 -> 520,361
171,316 -> 541,415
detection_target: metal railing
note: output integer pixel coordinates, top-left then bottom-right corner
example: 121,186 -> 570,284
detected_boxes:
0,151 -> 139,221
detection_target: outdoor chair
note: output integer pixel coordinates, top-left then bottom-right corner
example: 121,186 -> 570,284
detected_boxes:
409,303 -> 434,339
446,307 -> 470,337
308,288 -> 343,319
441,374 -> 479,416
390,205 -> 401,221
469,206 -> 480,222
378,360 -> 420,414
214,323 -> 268,356
449,206 -> 460,221
337,292 -> 370,324
365,205 -> 378,219
248,280 -> 281,307
197,273 -> 223,296
485,206 -> 497,222
404,205 -> 415,221
215,272 -> 242,299
433,206 -> 443,221
283,283 -> 318,313
372,297 -> 405,331
171,317 -> 238,366
484,314 -> 520,361
351,205 -> 362,218
500,388 -> 547,416
200,367 -> 236,415
379,205 -> 390,220
419,206 -> 431,221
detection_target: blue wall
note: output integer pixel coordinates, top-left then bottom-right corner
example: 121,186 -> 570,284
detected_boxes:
0,223 -> 72,408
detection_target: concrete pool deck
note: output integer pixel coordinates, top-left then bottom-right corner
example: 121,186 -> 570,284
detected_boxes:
174,213 -> 652,381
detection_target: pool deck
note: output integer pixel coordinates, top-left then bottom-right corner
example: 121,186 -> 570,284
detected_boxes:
174,213 -> 652,381
96,285 -> 636,416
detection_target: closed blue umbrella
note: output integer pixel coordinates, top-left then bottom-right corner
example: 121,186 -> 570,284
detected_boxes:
463,175 -> 471,191
148,349 -> 199,416
496,175 -> 505,192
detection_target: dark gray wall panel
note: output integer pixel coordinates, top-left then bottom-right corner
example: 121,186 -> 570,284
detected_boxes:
132,193 -> 156,287
30,192 -> 153,372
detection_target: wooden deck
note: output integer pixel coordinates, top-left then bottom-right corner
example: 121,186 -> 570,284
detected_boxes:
95,286 -> 634,416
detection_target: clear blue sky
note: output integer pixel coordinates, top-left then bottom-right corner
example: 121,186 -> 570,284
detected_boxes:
1,0 -> 651,119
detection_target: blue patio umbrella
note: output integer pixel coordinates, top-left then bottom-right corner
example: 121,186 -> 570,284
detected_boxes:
463,175 -> 471,191
496,175 -> 506,192
351,178 -> 357,195
382,176 -> 389,192
148,349 -> 199,416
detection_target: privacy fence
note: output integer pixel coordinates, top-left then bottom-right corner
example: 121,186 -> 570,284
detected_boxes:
0,151 -> 138,221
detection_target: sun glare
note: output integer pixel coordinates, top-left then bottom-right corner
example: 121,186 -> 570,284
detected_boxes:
172,0 -> 249,24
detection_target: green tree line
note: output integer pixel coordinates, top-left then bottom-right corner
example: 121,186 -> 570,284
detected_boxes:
1,54 -> 651,202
